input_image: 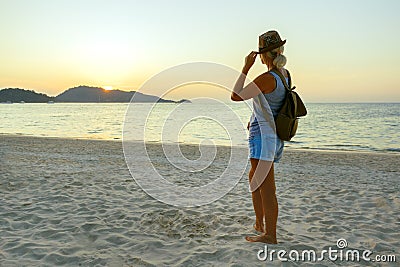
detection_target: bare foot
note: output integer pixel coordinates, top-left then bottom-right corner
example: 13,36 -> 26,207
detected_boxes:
253,223 -> 264,233
245,234 -> 277,244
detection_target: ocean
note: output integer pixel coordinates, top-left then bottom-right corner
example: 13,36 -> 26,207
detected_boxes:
0,102 -> 399,154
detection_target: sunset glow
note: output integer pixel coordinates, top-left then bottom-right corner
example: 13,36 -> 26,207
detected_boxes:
103,86 -> 113,91
0,0 -> 399,102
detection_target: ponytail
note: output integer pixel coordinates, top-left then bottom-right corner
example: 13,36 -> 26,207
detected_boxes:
266,46 -> 287,68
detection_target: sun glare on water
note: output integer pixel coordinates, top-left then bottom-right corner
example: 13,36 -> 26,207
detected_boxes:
103,86 -> 113,91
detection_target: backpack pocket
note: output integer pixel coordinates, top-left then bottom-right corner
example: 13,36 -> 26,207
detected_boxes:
275,114 -> 298,141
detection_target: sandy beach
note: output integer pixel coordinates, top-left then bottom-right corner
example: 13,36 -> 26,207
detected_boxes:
0,135 -> 399,266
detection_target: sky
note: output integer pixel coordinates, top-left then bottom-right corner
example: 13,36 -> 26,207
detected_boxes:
0,0 -> 399,102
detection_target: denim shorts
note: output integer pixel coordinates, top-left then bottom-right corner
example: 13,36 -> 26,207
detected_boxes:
248,134 -> 284,163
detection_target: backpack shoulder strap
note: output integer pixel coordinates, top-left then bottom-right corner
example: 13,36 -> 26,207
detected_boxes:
271,68 -> 299,117
287,69 -> 292,88
270,68 -> 292,91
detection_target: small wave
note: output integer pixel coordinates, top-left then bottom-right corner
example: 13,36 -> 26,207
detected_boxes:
87,129 -> 103,134
50,115 -> 71,118
288,140 -> 303,144
325,144 -> 370,149
382,148 -> 400,153
287,145 -> 400,154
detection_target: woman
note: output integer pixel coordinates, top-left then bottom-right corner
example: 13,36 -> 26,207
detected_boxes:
231,30 -> 289,244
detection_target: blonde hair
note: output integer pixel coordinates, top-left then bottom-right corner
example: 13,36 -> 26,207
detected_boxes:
260,46 -> 287,68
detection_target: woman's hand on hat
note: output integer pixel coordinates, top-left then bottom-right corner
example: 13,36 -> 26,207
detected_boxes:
243,51 -> 257,73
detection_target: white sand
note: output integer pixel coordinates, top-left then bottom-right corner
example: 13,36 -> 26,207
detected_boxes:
0,135 -> 399,266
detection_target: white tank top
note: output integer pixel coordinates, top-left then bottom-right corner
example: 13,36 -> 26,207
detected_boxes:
249,70 -> 288,137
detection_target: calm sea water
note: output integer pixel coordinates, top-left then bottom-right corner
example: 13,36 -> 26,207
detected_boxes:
0,102 -> 399,153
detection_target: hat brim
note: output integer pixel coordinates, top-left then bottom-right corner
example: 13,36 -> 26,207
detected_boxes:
256,40 -> 286,54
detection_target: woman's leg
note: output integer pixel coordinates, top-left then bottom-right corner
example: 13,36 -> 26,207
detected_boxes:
259,164 -> 278,242
249,158 -> 264,233
246,163 -> 278,244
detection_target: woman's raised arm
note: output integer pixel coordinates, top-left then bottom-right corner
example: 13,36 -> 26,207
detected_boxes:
231,51 -> 276,101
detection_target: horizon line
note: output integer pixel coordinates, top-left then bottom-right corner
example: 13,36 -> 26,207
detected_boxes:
1,87 -> 399,103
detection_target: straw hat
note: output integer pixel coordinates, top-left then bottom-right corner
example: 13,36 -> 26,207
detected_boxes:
257,30 -> 286,54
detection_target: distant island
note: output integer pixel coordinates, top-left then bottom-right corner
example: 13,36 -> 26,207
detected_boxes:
0,86 -> 191,103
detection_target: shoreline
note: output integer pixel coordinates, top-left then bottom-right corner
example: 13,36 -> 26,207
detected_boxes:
1,133 -> 399,156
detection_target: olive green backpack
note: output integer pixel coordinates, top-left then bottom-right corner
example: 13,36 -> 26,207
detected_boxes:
270,69 -> 307,141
